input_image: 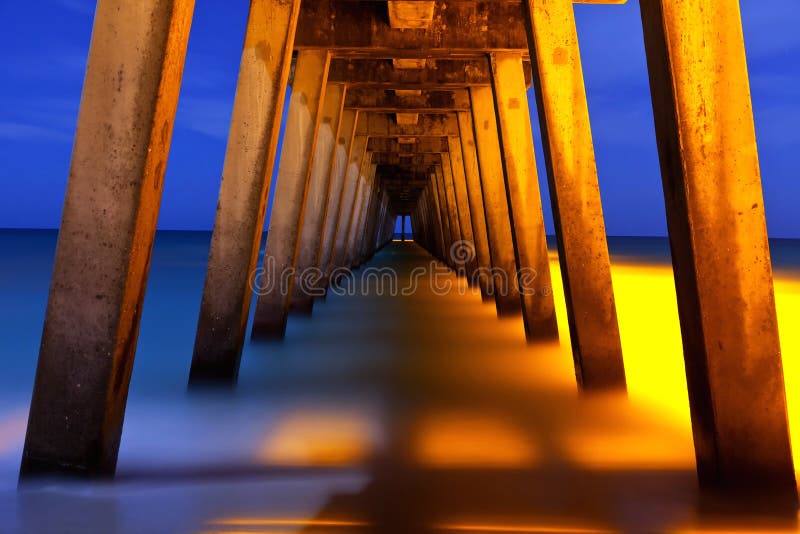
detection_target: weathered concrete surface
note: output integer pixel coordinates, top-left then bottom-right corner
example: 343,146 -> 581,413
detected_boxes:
490,52 -> 557,341
295,1 -> 529,52
251,50 -> 330,340
469,87 -> 522,316
446,137 -> 478,279
330,136 -> 369,275
525,0 -> 626,389
641,0 -> 797,503
316,110 -> 357,293
21,0 -> 195,477
457,111 -> 494,301
431,169 -> 453,263
190,0 -> 301,384
290,84 -> 346,316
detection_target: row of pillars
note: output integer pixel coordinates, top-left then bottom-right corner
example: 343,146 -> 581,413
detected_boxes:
19,0 -> 798,509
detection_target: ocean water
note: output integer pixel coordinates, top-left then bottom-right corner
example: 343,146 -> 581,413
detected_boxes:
0,230 -> 799,533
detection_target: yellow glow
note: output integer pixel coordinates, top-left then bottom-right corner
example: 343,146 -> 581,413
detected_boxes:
413,412 -> 537,467
547,253 -> 800,474
257,408 -> 377,466
434,523 -> 613,533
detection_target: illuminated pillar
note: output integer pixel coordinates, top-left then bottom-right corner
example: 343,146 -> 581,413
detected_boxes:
440,159 -> 463,261
470,86 -> 522,316
290,83 -> 346,315
457,111 -> 494,300
190,0 -> 301,383
641,0 -> 797,501
490,52 -> 558,340
21,0 -> 194,477
251,50 -> 330,340
316,110 -> 357,293
432,168 -> 453,262
447,136 -> 479,280
524,0 -> 625,387
330,137 -> 369,275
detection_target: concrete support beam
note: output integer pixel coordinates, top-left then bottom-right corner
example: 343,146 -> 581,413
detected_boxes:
524,0 -> 626,387
367,137 -> 448,154
446,137 -> 478,279
190,0 -> 301,384
469,87 -> 521,315
317,110 -> 358,292
640,0 -> 797,502
21,0 -> 194,477
457,111 -> 493,300
251,50 -> 331,340
328,58 -> 532,89
344,88 -> 470,112
490,52 -> 558,340
439,163 -> 463,267
356,113 -> 459,137
388,1 -> 436,29
290,84 -> 346,315
296,1 -> 529,53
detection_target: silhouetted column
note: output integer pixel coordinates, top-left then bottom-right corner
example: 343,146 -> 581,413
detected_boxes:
470,86 -> 522,316
447,136 -> 478,280
523,0 -> 625,387
190,0 -> 301,383
21,0 -> 194,478
290,83 -> 346,315
251,50 -> 331,340
641,0 -> 797,503
317,110 -> 357,292
490,52 -> 557,340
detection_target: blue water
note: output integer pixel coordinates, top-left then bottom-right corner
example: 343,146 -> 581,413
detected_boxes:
1,230 -> 799,532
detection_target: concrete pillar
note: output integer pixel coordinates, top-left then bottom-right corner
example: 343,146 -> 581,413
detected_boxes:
440,160 -> 463,259
251,50 -> 331,340
316,110 -> 357,292
190,0 -> 301,383
523,0 -> 625,388
21,0 -> 194,478
401,214 -> 406,242
640,0 -> 797,502
330,136 -> 369,275
427,181 -> 446,260
290,83 -> 346,315
457,111 -> 494,301
431,169 -> 452,262
346,163 -> 377,267
357,178 -> 381,265
489,53 -> 558,340
447,136 -> 478,280
469,86 -> 522,316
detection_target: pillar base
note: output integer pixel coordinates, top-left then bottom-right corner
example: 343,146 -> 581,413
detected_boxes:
289,296 -> 315,316
251,318 -> 288,341
188,355 -> 240,387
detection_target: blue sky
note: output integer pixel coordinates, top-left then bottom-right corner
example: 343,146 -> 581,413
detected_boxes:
0,1 -> 798,236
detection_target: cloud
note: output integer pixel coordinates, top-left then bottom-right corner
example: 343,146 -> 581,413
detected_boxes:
175,97 -> 234,139
0,122 -> 72,143
53,0 -> 94,16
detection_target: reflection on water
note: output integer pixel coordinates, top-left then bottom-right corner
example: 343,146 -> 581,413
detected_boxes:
0,231 -> 799,532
